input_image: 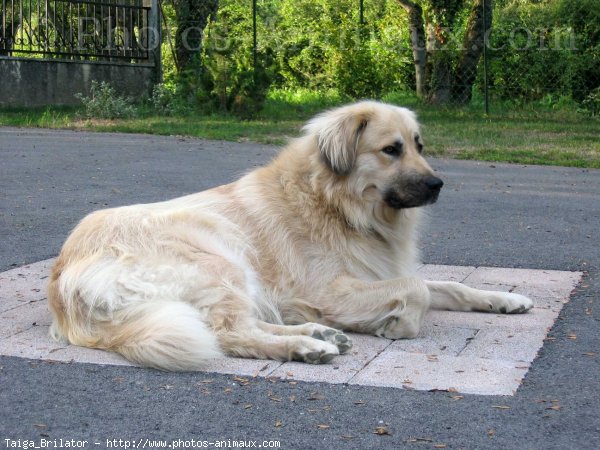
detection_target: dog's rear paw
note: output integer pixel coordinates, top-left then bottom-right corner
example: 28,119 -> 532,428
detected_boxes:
491,293 -> 534,314
311,327 -> 353,354
291,339 -> 339,364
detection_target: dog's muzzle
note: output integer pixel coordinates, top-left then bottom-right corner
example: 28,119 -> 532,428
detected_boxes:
384,175 -> 444,209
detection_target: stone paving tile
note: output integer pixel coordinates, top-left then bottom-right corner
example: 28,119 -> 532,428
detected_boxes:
0,300 -> 52,339
0,259 -> 583,396
348,352 -> 528,396
389,324 -> 476,356
417,264 -> 476,282
459,328 -> 548,363
461,282 -> 516,292
0,259 -> 54,313
270,333 -> 391,384
201,358 -> 282,378
45,344 -> 134,367
425,308 -> 559,332
0,325 -> 67,359
464,267 -> 580,297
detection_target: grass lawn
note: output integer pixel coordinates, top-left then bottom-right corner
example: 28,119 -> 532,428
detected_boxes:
1,91 -> 599,169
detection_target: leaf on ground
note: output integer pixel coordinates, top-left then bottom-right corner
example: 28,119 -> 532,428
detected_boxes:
584,352 -> 596,357
308,392 -> 325,401
373,426 -> 391,436
451,395 -> 464,401
244,404 -> 253,409
567,333 -> 577,340
434,444 -> 447,449
546,405 -> 561,411
223,388 -> 232,393
317,424 -> 330,430
340,435 -> 354,440
487,428 -> 495,437
405,437 -> 433,443
354,400 -> 366,405
492,405 -> 510,409
161,384 -> 175,390
198,379 -> 213,384
268,392 -> 282,402
233,376 -> 250,385
274,420 -> 283,428
33,424 -> 47,429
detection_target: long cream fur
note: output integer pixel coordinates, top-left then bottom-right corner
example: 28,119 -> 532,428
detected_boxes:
48,101 -> 532,370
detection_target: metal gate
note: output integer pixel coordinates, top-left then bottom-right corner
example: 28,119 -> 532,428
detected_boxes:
0,0 -> 161,106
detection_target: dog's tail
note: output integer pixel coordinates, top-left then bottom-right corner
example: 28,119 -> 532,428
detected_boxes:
108,301 -> 221,371
48,260 -> 222,371
51,300 -> 221,371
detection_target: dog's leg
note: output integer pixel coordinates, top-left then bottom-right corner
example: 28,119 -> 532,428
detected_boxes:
257,321 -> 352,354
320,276 -> 430,339
217,322 -> 341,364
425,281 -> 533,313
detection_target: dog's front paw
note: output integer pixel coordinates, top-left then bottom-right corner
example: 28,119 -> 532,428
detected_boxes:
375,316 -> 420,340
491,292 -> 533,314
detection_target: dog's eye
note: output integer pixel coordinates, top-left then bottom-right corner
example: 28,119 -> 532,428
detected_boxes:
415,136 -> 424,153
382,145 -> 401,157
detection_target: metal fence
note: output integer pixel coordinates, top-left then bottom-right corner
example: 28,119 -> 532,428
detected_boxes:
236,0 -> 600,113
0,0 -> 153,61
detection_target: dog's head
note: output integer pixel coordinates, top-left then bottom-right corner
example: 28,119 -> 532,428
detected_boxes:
303,101 -> 443,209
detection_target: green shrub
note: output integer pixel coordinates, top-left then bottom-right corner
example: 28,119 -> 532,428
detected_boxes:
75,81 -> 137,119
579,87 -> 600,116
196,1 -> 275,117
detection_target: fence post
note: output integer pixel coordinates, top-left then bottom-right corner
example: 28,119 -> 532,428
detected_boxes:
148,0 -> 162,83
252,0 -> 257,74
359,0 -> 364,26
482,0 -> 490,115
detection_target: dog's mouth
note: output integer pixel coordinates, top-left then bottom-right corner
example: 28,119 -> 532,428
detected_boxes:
383,176 -> 443,209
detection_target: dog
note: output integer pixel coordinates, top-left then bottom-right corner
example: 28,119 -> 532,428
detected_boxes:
48,101 -> 533,370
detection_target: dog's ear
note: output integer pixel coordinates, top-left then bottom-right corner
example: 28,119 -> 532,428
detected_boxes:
304,108 -> 369,176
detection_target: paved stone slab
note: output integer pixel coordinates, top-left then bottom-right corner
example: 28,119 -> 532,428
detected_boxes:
459,328 -> 548,363
348,352 -> 529,396
417,264 -> 476,282
389,324 -> 476,356
0,259 -> 53,313
270,333 -> 391,384
0,259 -> 582,395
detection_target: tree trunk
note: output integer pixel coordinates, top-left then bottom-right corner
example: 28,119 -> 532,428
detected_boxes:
397,0 -> 426,98
174,0 -> 219,71
425,1 -> 464,104
425,22 -> 453,104
451,0 -> 493,104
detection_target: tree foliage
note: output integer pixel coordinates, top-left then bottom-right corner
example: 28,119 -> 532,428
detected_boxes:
164,0 -> 599,111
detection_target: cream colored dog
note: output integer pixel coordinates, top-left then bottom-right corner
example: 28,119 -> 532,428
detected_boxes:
48,101 -> 533,370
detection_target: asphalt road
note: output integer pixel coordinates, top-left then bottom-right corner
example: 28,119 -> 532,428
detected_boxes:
1,127 -> 599,449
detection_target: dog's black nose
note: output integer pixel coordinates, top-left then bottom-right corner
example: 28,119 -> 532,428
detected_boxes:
424,176 -> 444,191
